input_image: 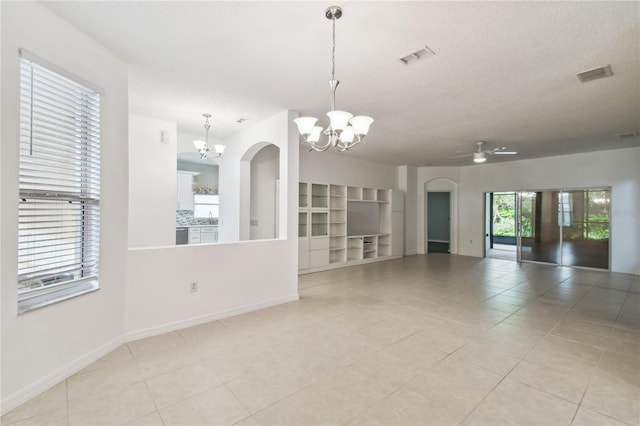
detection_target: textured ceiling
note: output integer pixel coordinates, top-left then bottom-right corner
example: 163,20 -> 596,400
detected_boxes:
43,1 -> 640,166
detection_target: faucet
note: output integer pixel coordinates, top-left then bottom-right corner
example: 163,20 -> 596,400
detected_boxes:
208,212 -> 213,224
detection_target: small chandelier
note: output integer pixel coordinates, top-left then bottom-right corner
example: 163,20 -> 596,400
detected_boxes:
193,113 -> 225,160
293,6 -> 374,152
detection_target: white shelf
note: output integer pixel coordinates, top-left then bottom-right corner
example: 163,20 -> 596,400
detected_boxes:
299,183 -> 402,274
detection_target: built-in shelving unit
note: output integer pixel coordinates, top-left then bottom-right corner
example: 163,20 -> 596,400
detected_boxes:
299,182 -> 404,273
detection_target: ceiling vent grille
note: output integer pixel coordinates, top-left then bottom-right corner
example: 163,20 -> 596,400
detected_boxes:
400,45 -> 435,65
618,131 -> 638,139
577,65 -> 613,83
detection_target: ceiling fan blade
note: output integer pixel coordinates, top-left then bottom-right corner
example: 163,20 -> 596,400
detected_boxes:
448,153 -> 474,159
493,151 -> 517,155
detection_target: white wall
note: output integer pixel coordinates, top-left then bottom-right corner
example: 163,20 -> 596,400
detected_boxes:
125,110 -> 299,338
416,148 -> 640,274
177,160 -> 219,190
128,115 -> 177,248
398,166 -> 418,255
299,150 -> 398,189
250,145 -> 280,240
1,2 -> 129,412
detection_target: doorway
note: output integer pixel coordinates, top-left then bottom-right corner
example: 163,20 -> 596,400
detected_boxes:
427,192 -> 450,253
485,192 -> 518,261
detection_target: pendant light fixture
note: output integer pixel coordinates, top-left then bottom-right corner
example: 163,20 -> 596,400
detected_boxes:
193,113 -> 225,160
293,6 -> 374,152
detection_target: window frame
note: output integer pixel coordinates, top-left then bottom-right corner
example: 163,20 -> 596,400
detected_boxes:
17,49 -> 103,314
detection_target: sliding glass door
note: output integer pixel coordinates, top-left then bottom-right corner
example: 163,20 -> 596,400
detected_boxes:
518,191 -> 562,264
515,188 -> 610,270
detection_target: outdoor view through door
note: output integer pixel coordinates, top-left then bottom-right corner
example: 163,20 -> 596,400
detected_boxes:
485,188 -> 610,269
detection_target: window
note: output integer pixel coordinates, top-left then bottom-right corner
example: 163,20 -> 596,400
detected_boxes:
17,50 -> 102,313
193,194 -> 219,219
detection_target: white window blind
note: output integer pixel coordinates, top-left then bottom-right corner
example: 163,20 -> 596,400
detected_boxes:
18,51 -> 101,313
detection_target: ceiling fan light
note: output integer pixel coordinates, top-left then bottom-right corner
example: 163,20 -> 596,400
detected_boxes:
327,110 -> 353,131
473,152 -> 486,163
293,117 -> 318,136
349,116 -> 374,137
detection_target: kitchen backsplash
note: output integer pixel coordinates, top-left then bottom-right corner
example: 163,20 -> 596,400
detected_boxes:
176,210 -> 219,226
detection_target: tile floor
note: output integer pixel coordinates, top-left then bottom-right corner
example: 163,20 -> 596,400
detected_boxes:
2,255 -> 639,426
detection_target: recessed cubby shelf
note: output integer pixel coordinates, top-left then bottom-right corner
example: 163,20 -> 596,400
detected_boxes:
299,183 -> 403,272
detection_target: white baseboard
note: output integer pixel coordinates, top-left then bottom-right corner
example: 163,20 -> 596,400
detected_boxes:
124,293 -> 300,342
1,335 -> 124,416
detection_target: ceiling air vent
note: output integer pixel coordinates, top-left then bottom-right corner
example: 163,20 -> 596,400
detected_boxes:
618,132 -> 638,139
400,45 -> 435,65
576,65 -> 613,83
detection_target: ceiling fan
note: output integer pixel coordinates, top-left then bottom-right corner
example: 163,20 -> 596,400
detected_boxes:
449,141 -> 518,163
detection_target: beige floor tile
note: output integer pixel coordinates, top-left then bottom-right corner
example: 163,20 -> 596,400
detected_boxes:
462,378 -> 578,425
68,358 -> 144,402
525,336 -> 602,374
145,361 -> 222,408
355,316 -> 428,347
571,407 -> 630,426
77,344 -> 134,375
159,384 -> 250,426
225,362 -> 318,414
68,381 -> 156,426
1,382 -> 67,425
252,387 -> 351,426
450,338 -> 530,376
176,320 -> 226,341
134,344 -> 204,379
595,350 -> 640,388
124,410 -> 165,425
582,378 -> 640,425
508,359 -> 591,403
2,411 -> 68,426
382,331 -> 449,366
127,331 -> 186,358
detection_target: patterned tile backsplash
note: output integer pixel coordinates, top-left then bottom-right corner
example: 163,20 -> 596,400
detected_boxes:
176,210 -> 218,226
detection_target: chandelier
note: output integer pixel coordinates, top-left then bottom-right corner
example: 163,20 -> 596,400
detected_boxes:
293,6 -> 373,152
193,113 -> 225,160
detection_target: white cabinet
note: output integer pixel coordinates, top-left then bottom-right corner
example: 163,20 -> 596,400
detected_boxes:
188,227 -> 201,244
298,238 -> 310,270
308,237 -> 330,268
187,226 -> 218,244
201,227 -> 218,243
177,171 -> 199,211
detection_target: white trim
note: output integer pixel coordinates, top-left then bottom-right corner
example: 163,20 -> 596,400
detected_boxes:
124,293 -> 299,342
19,48 -> 105,95
0,336 -> 124,415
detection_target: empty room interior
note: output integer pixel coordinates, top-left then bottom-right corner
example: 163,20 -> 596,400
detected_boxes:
1,2 -> 639,425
